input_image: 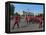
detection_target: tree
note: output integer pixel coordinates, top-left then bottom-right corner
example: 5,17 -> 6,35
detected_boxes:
38,13 -> 43,16
15,12 -> 18,15
14,12 -> 20,16
9,4 -> 15,16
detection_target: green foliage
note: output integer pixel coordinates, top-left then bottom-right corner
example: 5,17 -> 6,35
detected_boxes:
9,4 -> 15,16
14,12 -> 20,16
38,13 -> 43,16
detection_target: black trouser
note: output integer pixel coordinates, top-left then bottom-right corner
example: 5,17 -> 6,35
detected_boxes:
39,22 -> 42,28
12,22 -> 19,29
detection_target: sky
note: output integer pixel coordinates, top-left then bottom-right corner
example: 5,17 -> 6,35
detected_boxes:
10,3 -> 43,15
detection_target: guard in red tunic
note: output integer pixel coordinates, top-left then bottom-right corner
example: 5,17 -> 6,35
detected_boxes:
12,15 -> 20,29
25,15 -> 30,24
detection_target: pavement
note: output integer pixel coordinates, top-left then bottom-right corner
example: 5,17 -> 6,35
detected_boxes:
10,18 -> 43,32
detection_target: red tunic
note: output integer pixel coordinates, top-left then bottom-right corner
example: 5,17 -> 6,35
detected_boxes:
25,16 -> 30,22
15,16 -> 19,23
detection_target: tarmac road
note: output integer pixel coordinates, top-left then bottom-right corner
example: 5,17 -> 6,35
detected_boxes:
10,18 -> 43,32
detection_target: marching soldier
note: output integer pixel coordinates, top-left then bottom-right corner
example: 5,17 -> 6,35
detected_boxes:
12,14 -> 20,29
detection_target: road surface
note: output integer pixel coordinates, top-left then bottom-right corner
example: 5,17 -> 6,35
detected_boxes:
10,18 -> 43,32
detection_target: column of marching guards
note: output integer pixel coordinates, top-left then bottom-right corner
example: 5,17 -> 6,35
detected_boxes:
10,15 -> 44,29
